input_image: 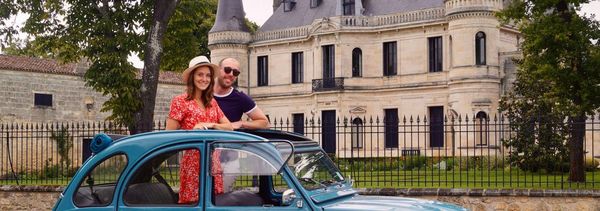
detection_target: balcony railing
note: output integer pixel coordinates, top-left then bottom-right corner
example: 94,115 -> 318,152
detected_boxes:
312,77 -> 344,92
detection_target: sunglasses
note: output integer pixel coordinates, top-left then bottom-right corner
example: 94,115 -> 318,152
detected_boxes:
223,67 -> 241,76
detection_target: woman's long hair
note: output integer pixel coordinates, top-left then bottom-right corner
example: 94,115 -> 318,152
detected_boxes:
185,66 -> 215,108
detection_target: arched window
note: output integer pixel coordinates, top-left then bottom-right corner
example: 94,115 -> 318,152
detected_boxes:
475,111 -> 488,146
351,117 -> 363,148
352,48 -> 362,77
475,31 -> 486,65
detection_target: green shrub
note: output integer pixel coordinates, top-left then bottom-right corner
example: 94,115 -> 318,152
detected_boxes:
401,156 -> 428,170
585,158 -> 600,172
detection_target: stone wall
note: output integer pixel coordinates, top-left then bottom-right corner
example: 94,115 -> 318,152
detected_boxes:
0,69 -> 184,123
2,186 -> 599,211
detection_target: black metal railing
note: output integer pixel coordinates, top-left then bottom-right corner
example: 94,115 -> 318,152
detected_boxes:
312,77 -> 344,91
1,114 -> 599,190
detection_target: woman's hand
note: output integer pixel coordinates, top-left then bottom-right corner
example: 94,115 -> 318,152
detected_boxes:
193,122 -> 215,130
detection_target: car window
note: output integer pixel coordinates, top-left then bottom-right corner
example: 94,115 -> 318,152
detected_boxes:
73,153 -> 127,207
211,146 -> 292,207
124,148 -> 199,206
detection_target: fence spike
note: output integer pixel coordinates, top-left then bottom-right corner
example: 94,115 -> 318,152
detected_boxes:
375,116 -> 380,124
336,117 -> 340,124
409,115 -> 413,123
402,115 -> 406,123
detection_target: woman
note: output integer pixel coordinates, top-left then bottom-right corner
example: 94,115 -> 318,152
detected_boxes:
166,55 -> 233,204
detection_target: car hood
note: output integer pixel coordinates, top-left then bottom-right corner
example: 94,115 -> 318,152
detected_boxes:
322,195 -> 467,211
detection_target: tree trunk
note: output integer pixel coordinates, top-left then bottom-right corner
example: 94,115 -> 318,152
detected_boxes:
131,0 -> 179,134
568,114 -> 586,182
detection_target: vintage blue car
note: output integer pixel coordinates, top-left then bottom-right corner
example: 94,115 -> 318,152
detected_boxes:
53,129 -> 468,211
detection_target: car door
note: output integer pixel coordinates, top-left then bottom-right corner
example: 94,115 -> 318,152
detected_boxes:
204,141 -> 312,211
117,143 -> 205,211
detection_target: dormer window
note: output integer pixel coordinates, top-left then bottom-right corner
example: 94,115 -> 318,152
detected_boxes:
343,0 -> 355,16
284,0 -> 296,12
310,0 -> 321,8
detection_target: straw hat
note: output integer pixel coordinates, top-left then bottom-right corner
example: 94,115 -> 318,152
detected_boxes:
182,56 -> 220,83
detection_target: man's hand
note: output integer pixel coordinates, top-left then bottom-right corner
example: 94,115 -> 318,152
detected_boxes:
231,121 -> 243,129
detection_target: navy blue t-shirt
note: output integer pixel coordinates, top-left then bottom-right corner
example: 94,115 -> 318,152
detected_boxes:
214,88 -> 257,122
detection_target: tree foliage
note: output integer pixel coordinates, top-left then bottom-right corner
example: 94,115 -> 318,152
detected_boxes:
498,0 -> 600,181
1,1 -> 259,129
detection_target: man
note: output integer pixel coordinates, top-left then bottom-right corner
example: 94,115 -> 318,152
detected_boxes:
214,57 -> 269,193
214,57 -> 269,129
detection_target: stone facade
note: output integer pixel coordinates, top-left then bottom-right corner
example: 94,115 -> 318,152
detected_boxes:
0,56 -> 185,123
209,0 -> 521,153
2,186 -> 599,211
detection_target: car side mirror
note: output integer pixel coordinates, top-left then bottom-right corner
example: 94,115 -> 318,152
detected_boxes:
282,189 -> 302,208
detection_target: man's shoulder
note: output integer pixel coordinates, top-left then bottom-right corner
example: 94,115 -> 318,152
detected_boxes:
230,89 -> 252,100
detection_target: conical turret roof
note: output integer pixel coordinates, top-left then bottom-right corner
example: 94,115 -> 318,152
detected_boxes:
210,0 -> 250,33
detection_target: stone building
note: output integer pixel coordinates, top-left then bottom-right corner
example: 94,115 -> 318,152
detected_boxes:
208,0 -> 522,155
0,55 -> 185,123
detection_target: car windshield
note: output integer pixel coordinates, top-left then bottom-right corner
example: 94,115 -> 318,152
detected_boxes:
288,151 -> 345,190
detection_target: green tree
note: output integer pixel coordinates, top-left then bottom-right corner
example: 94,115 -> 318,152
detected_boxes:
159,0 -> 217,72
498,0 -> 600,182
0,0 -> 179,133
1,1 -> 257,130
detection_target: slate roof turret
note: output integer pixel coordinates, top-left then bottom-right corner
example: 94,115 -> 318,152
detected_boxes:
210,0 -> 250,33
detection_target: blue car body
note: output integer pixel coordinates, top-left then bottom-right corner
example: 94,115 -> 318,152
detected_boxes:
53,130 -> 467,211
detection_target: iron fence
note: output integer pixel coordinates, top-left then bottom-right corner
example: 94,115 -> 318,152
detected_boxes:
1,114 -> 599,189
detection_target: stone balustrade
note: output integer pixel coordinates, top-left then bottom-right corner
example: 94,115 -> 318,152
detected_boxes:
252,8 -> 445,42
444,0 -> 503,16
208,31 -> 252,45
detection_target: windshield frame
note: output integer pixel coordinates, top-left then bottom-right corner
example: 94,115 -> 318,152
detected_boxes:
209,140 -> 295,174
287,149 -> 348,191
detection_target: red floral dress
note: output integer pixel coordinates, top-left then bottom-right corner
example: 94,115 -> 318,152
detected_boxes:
168,94 -> 225,204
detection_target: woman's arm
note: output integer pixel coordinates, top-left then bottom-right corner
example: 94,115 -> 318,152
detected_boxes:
213,116 -> 233,131
194,117 -> 233,131
166,118 -> 180,130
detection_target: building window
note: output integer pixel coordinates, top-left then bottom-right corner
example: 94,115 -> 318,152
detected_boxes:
429,106 -> 444,148
475,111 -> 489,146
34,93 -> 53,107
293,113 -> 304,135
310,0 -> 321,8
322,45 -> 335,87
428,36 -> 443,72
384,109 -> 399,148
257,56 -> 268,86
283,0 -> 296,12
351,117 -> 363,148
383,41 -> 397,76
475,31 -> 486,65
352,48 -> 362,77
292,52 -> 303,84
343,0 -> 355,16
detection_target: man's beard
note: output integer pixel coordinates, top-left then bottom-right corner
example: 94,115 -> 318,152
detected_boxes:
218,77 -> 233,88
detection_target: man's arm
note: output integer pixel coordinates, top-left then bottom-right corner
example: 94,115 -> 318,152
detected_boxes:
236,107 -> 269,129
